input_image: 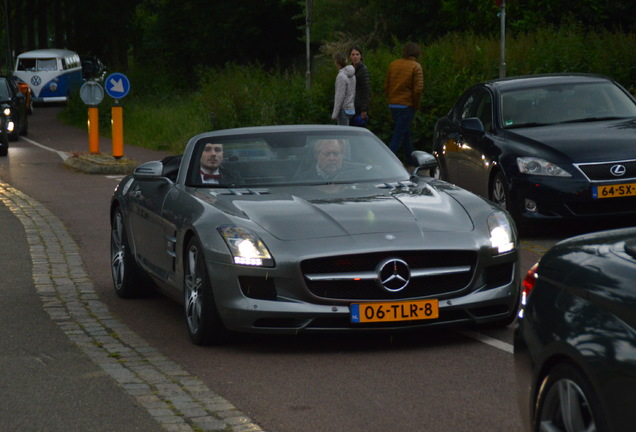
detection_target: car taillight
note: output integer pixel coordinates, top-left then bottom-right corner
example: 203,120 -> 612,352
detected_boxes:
521,263 -> 538,306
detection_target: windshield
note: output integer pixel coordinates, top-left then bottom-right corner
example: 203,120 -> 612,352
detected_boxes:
16,57 -> 57,71
186,130 -> 409,187
0,79 -> 9,100
501,81 -> 636,128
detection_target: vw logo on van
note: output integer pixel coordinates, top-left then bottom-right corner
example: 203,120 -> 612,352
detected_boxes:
610,164 -> 627,177
31,76 -> 41,86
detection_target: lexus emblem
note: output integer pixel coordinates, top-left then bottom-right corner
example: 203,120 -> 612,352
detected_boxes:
31,75 -> 41,86
376,258 -> 411,292
610,164 -> 627,177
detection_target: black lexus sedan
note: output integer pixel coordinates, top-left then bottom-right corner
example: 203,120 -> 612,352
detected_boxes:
432,73 -> 636,226
515,227 -> 636,432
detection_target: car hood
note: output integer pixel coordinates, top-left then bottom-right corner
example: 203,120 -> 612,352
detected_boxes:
204,182 -> 476,241
507,118 -> 636,162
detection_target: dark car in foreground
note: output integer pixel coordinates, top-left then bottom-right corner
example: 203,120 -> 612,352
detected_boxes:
110,125 -> 520,345
432,73 -> 636,227
0,75 -> 28,152
515,227 -> 636,432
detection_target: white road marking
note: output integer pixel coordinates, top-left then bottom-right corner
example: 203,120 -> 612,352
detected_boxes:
20,136 -> 70,160
457,329 -> 514,354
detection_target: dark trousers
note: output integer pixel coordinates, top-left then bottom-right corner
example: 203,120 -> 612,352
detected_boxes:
389,106 -> 416,165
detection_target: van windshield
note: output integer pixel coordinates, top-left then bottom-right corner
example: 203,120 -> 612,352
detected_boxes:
17,58 -> 57,71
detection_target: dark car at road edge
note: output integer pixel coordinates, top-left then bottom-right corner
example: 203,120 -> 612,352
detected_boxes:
515,226 -> 636,432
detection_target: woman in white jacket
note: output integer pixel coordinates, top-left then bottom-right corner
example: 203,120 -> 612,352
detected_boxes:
331,52 -> 356,125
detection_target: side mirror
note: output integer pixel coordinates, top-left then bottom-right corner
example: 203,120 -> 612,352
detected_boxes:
133,161 -> 169,181
411,151 -> 438,176
460,117 -> 486,136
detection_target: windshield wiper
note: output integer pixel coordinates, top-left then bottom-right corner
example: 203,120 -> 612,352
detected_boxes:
558,116 -> 630,124
505,122 -> 552,129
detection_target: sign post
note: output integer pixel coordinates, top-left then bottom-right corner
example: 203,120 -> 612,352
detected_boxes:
498,0 -> 506,78
79,81 -> 105,154
104,73 -> 131,159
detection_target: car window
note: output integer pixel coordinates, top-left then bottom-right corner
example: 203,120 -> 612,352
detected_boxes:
457,88 -> 493,131
0,79 -> 9,99
459,93 -> 476,121
37,58 -> 57,71
473,89 -> 493,131
186,131 -> 408,187
501,81 -> 636,128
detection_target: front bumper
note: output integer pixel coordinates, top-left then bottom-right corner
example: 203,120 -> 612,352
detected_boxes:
511,176 -> 636,220
207,258 -> 520,334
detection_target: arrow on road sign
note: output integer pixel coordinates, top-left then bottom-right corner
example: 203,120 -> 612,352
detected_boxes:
109,78 -> 125,93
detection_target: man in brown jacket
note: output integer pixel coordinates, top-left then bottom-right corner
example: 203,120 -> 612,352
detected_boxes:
384,42 -> 424,167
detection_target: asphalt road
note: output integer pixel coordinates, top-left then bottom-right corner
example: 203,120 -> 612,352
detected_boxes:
2,106 -> 630,432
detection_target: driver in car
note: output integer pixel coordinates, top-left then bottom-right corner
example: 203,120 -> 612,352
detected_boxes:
313,139 -> 347,180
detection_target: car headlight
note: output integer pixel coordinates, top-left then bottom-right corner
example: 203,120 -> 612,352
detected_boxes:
3,107 -> 10,116
517,157 -> 571,177
49,82 -> 58,92
217,225 -> 274,267
487,211 -> 515,254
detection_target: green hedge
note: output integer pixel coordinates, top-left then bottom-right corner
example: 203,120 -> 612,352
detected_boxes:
61,24 -> 636,156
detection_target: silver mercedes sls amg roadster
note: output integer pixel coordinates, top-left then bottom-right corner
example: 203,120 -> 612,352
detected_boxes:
110,125 -> 520,345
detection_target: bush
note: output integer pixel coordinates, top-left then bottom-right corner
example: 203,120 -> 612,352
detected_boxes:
61,25 -> 636,155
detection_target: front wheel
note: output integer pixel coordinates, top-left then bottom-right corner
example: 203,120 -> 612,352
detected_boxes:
183,237 -> 229,345
489,171 -> 510,210
535,363 -> 607,432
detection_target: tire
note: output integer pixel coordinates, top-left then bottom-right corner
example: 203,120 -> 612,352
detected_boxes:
183,237 -> 229,345
110,207 -> 149,298
489,171 -> 510,211
535,363 -> 608,432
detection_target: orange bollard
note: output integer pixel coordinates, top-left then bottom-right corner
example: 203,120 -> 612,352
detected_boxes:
88,107 -> 99,154
112,104 -> 124,159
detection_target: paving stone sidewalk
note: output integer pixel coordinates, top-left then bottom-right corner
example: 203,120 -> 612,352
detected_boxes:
0,180 -> 264,432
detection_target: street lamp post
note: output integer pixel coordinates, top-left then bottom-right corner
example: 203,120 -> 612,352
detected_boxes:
306,0 -> 312,89
499,0 -> 506,78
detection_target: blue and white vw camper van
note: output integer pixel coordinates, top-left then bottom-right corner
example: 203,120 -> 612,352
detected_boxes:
14,49 -> 83,103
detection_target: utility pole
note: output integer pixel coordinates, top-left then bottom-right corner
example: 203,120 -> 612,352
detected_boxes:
499,0 -> 506,78
3,0 -> 11,72
306,0 -> 312,89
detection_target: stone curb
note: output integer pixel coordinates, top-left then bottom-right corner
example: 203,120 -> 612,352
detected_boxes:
0,181 -> 264,432
63,153 -> 139,175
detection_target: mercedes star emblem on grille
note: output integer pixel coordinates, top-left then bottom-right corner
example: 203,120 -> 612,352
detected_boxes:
376,258 -> 411,292
610,164 -> 627,177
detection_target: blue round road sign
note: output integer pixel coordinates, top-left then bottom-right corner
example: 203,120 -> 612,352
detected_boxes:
105,72 -> 131,99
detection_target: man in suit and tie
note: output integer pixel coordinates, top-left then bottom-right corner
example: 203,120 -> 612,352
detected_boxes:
199,142 -> 241,185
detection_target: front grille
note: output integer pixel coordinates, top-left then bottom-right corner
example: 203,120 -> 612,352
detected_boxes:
301,251 -> 477,300
576,159 -> 636,181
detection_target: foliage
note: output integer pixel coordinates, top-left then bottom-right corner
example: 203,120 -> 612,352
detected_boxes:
61,24 -> 636,157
